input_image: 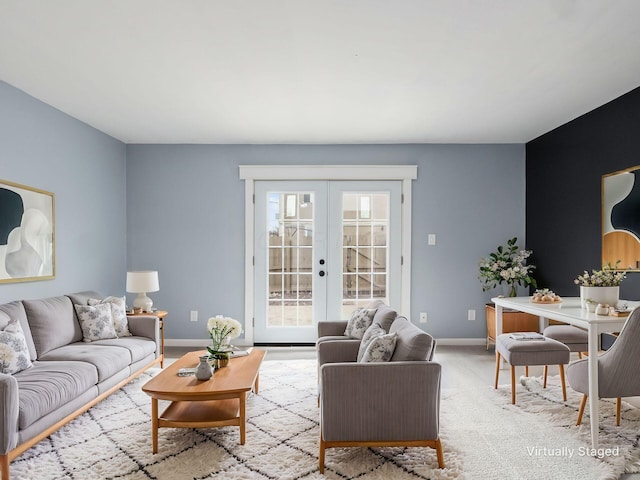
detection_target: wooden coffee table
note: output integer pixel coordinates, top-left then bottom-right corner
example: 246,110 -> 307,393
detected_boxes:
142,349 -> 266,453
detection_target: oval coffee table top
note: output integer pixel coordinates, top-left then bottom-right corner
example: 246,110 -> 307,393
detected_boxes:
142,349 -> 266,402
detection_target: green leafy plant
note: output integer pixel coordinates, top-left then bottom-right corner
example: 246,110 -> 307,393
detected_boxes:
479,237 -> 537,297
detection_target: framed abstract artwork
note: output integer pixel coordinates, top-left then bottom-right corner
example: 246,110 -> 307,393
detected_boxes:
602,165 -> 640,271
0,179 -> 55,283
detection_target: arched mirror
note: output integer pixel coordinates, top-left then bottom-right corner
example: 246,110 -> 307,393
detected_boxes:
603,165 -> 640,270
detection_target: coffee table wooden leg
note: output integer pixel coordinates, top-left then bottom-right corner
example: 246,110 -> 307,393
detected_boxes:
240,393 -> 246,445
151,398 -> 159,454
254,373 -> 260,394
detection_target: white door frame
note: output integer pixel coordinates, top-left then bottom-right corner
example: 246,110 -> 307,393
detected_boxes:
239,165 -> 417,344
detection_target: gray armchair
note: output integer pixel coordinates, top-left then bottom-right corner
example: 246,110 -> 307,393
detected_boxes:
566,307 -> 640,426
317,315 -> 444,473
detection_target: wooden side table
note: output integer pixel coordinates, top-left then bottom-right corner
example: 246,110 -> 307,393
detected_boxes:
128,310 -> 168,367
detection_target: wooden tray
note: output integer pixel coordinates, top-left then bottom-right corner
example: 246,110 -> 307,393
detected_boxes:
530,298 -> 562,304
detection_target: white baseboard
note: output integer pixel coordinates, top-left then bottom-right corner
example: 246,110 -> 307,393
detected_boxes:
435,338 -> 487,346
165,339 -> 253,348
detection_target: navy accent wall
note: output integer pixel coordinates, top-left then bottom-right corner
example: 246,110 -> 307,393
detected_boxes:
526,86 -> 640,299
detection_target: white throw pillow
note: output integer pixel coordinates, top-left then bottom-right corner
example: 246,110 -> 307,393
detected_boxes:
88,296 -> 131,337
0,311 -> 33,374
357,323 -> 386,362
344,308 -> 377,339
359,332 -> 397,363
74,304 -> 118,342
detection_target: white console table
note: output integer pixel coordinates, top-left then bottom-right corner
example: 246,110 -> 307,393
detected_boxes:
492,296 -> 637,450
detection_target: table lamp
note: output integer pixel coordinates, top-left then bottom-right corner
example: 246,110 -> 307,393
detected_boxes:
126,270 -> 159,312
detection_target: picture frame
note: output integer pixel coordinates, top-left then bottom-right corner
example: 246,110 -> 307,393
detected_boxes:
0,179 -> 55,283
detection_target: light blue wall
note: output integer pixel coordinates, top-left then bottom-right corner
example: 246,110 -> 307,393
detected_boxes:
0,81 -> 526,339
126,144 -> 526,340
0,81 -> 127,303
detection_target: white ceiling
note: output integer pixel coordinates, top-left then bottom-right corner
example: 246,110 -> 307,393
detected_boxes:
1,0 -> 640,144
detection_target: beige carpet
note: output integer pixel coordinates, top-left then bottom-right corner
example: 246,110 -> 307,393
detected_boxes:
10,360 -> 631,479
11,359 -> 458,479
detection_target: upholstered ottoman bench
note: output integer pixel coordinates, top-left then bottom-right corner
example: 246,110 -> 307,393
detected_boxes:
494,333 -> 570,404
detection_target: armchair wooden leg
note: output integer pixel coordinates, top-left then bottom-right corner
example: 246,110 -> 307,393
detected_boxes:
525,366 -> 529,377
558,364 -> 567,401
578,352 -> 583,359
511,365 -> 516,404
435,438 -> 445,468
494,352 -> 501,389
543,365 -> 548,388
577,394 -> 587,426
1,454 -> 9,480
616,397 -> 621,426
319,431 -> 325,474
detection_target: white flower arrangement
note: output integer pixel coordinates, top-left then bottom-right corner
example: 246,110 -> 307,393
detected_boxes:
479,237 -> 537,297
574,261 -> 626,287
207,315 -> 243,359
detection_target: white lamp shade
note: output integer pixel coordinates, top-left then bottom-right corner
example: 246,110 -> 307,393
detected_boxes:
126,271 -> 159,293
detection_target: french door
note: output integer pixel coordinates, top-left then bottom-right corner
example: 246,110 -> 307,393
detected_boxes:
254,180 -> 401,343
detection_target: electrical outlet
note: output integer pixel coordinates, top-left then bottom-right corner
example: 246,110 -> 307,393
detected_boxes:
420,312 -> 427,323
428,234 -> 436,246
467,309 -> 476,321
190,310 -> 198,322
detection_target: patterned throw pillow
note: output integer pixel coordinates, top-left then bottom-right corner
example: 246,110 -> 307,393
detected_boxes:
74,304 -> 118,342
344,308 -> 377,339
0,313 -> 33,374
88,296 -> 131,337
359,332 -> 398,363
357,323 -> 386,362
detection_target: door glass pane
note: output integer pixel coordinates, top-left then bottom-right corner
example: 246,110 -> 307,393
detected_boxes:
341,192 -> 389,313
266,192 -> 314,328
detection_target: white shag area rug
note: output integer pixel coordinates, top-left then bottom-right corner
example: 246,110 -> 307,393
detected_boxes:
9,360 -> 638,479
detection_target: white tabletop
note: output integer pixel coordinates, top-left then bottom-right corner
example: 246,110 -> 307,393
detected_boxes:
491,296 -> 637,334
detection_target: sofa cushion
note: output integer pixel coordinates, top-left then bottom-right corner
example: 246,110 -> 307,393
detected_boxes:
74,303 -> 118,342
16,360 -> 98,430
371,306 -> 397,333
90,337 -> 156,363
357,323 -> 386,362
344,308 -> 377,339
389,316 -> 434,361
88,296 -> 132,337
360,332 -> 397,363
0,311 -> 33,374
23,296 -> 83,356
0,300 -> 37,361
38,343 -> 132,382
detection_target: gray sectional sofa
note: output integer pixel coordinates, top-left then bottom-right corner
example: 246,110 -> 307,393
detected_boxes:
0,291 -> 161,480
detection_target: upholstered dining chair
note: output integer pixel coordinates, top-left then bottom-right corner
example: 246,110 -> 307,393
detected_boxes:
543,324 -> 588,359
566,307 -> 640,427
